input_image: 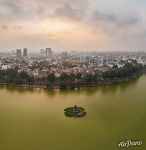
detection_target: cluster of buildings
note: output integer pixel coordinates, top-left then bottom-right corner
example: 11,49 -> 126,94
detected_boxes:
0,49 -> 146,78
16,48 -> 28,58
39,48 -> 53,59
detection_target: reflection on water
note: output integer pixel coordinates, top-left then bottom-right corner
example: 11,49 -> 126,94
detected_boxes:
0,75 -> 145,150
0,75 -> 140,97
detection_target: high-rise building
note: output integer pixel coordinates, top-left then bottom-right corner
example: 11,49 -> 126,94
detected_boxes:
46,48 -> 53,58
16,49 -> 21,58
23,48 -> 27,57
39,49 -> 45,58
61,51 -> 68,59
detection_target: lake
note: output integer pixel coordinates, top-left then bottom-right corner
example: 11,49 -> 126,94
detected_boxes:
0,74 -> 146,150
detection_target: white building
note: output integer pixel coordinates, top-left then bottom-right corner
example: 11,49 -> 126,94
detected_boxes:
1,65 -> 9,70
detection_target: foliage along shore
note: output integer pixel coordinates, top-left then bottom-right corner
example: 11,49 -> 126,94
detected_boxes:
0,63 -> 146,89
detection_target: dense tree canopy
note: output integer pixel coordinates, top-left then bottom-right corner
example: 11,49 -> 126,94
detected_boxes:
47,73 -> 56,84
0,63 -> 145,88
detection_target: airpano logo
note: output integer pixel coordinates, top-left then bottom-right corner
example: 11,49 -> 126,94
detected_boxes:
118,140 -> 143,148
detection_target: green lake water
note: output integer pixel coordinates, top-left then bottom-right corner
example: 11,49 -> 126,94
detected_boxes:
0,75 -> 146,150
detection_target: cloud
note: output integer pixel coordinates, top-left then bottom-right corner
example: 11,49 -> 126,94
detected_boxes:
0,24 -> 24,31
0,0 -> 89,21
0,0 -> 51,21
53,0 -> 89,20
87,9 -> 143,37
0,24 -> 9,30
54,3 -> 83,20
0,0 -> 24,19
92,10 -> 140,28
13,25 -> 23,31
0,0 -> 146,51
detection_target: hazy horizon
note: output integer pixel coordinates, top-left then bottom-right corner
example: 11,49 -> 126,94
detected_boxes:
0,0 -> 146,52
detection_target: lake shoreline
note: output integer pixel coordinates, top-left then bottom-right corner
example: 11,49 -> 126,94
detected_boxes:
0,71 -> 144,89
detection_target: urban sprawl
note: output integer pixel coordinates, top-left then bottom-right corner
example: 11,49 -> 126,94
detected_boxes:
0,48 -> 146,88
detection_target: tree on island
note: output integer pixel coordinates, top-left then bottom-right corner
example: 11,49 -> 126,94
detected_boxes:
64,105 -> 86,117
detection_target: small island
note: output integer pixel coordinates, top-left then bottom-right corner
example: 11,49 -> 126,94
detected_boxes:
64,105 -> 86,117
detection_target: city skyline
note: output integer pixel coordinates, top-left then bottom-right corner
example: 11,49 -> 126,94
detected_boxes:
0,0 -> 146,52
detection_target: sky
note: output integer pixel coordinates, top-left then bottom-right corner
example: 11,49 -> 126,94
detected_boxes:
0,0 -> 146,52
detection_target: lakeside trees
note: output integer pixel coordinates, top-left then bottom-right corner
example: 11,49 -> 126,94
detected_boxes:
0,69 -> 34,85
49,63 -> 145,88
0,63 -> 145,88
103,63 -> 144,79
47,73 -> 56,86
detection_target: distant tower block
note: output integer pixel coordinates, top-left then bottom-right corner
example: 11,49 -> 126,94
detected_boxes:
40,49 -> 45,58
23,48 -> 28,57
46,48 -> 53,58
61,51 -> 68,59
16,49 -> 21,58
